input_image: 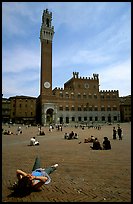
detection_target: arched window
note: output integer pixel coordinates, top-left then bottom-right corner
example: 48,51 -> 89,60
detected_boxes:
46,18 -> 49,27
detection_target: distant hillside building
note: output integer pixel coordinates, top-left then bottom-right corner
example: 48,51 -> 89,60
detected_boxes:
36,9 -> 120,125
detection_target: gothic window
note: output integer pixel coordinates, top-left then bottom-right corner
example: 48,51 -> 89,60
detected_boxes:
113,106 -> 117,111
94,106 -> 98,111
77,93 -> 81,99
59,92 -> 63,98
89,106 -> 92,111
46,18 -> 49,27
88,94 -> 92,99
83,93 -> 87,99
78,106 -> 82,111
101,106 -> 105,111
71,93 -> 74,99
94,94 -> 97,99
59,106 -> 63,111
65,106 -> 69,111
100,94 -> 104,99
106,94 -> 110,99
112,94 -> 116,98
83,106 -> 87,111
71,106 -> 75,111
65,92 -> 69,98
107,106 -> 111,111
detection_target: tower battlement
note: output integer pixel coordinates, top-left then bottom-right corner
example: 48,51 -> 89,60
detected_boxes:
100,90 -> 119,93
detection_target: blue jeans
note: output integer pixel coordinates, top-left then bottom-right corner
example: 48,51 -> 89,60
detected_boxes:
32,156 -> 56,174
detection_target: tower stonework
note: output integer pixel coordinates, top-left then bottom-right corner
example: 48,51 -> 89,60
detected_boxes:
40,9 -> 54,96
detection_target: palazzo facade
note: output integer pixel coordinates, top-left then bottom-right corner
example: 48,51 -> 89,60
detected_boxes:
37,9 -> 120,125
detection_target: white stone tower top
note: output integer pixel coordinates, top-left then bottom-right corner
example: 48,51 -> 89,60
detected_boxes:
40,8 -> 54,42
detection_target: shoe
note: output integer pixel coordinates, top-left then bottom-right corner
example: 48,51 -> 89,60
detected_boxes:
52,163 -> 58,168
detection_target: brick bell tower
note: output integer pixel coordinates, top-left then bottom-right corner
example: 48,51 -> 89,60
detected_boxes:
40,9 -> 54,96
37,9 -> 56,125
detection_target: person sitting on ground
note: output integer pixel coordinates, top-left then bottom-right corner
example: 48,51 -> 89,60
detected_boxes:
90,138 -> 102,150
84,136 -> 95,143
64,132 -> 69,139
30,137 -> 39,146
68,131 -> 74,139
74,133 -> 78,139
102,137 -> 111,150
11,157 -> 58,193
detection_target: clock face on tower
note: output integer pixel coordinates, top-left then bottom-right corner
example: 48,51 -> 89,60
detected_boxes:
44,81 -> 51,89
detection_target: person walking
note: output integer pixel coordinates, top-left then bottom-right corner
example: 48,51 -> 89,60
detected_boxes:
117,126 -> 122,140
113,127 -> 117,139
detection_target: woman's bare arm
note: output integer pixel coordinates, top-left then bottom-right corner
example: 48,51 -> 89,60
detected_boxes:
16,169 -> 28,179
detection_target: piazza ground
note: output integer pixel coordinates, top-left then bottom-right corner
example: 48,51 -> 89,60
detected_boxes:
2,122 -> 131,202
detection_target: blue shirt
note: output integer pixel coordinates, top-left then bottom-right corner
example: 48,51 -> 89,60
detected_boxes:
32,168 -> 51,184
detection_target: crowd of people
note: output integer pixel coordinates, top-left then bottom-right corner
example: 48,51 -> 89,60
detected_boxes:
64,131 -> 78,140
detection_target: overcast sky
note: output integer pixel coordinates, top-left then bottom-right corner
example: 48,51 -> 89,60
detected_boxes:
2,2 -> 131,98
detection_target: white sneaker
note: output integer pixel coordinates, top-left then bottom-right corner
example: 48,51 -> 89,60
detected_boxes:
53,163 -> 58,168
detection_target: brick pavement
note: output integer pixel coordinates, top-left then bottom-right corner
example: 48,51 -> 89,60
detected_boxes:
2,123 -> 131,202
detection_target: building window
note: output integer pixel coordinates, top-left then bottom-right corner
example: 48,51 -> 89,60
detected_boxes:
72,117 -> 75,122
88,94 -> 92,99
66,117 -> 69,123
59,92 -> 63,98
78,106 -> 82,111
101,107 -> 105,111
89,106 -> 92,111
71,93 -> 74,99
19,104 -> 22,108
106,95 -> 110,99
84,117 -> 87,121
83,107 -> 87,111
89,117 -> 92,121
59,106 -> 63,111
65,106 -> 69,111
114,116 -> 117,121
112,94 -> 116,98
102,116 -> 105,121
95,116 -> 98,121
71,106 -> 75,111
100,94 -> 104,99
94,94 -> 97,99
107,107 -> 111,111
83,94 -> 87,99
94,106 -> 98,111
113,107 -> 117,111
65,93 -> 69,98
77,93 -> 81,99
78,116 -> 81,122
